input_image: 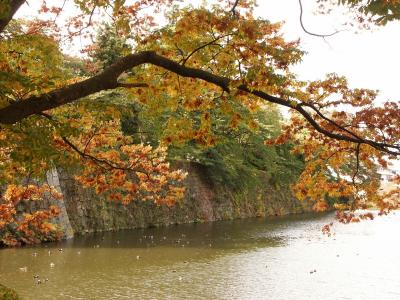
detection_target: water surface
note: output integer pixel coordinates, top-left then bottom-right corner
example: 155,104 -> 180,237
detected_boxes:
1,212 -> 400,299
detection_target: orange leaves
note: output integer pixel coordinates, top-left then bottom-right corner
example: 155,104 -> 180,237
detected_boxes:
0,203 -> 15,229
312,200 -> 329,212
271,114 -> 398,221
17,207 -> 60,238
359,212 -> 374,221
376,178 -> 400,215
62,114 -> 187,206
163,117 -> 195,145
0,184 -> 62,247
229,112 -> 242,129
4,184 -> 62,205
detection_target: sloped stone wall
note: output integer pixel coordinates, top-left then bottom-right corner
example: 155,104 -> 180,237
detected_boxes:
56,162 -> 311,235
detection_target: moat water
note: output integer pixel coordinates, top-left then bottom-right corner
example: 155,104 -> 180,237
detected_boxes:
1,212 -> 400,299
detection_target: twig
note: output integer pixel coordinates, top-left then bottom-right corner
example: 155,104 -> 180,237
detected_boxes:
36,112 -> 148,174
352,143 -> 361,185
181,34 -> 229,66
298,0 -> 342,38
230,0 -> 240,16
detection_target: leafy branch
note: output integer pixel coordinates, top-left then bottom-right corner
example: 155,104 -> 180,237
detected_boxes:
0,50 -> 399,156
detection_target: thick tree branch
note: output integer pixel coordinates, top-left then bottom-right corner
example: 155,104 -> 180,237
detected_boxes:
0,50 -> 399,156
0,0 -> 25,34
301,102 -> 363,141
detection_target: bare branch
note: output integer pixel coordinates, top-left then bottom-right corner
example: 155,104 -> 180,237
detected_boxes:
298,0 -> 342,38
230,0 -> 240,16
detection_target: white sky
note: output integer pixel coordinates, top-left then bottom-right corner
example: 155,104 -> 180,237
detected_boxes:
15,0 -> 400,172
258,0 -> 400,103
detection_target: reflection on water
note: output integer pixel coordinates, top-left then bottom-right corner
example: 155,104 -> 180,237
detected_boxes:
1,212 -> 400,299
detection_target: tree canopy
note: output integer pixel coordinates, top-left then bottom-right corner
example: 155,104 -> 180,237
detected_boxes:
0,0 -> 399,245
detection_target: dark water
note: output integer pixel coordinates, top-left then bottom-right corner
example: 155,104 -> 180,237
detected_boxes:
1,212 -> 400,299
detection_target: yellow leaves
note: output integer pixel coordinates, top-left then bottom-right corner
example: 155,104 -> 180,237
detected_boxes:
165,84 -> 179,98
281,111 -> 399,218
229,113 -> 242,129
248,119 -> 258,130
168,169 -> 188,181
163,117 -> 194,145
0,28 -> 65,102
1,2 -> 398,235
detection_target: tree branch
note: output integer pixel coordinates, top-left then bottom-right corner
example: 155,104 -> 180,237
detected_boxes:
230,0 -> 240,16
116,82 -> 148,88
37,112 -> 148,174
0,50 -> 399,156
298,0 -> 342,38
352,143 -> 361,185
0,0 -> 26,34
181,34 -> 228,66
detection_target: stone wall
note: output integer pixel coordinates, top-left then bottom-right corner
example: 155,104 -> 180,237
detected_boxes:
55,162 -> 311,236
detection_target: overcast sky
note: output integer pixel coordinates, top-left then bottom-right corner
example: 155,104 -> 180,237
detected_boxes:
259,0 -> 400,102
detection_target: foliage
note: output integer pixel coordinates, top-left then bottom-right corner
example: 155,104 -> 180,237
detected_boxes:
89,22 -> 132,70
0,0 -> 399,245
0,284 -> 20,300
90,22 -> 304,191
165,107 -> 305,191
317,0 -> 400,26
0,184 -> 62,247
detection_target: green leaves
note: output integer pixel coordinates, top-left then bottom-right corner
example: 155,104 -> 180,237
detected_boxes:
322,0 -> 400,25
0,1 -> 11,19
